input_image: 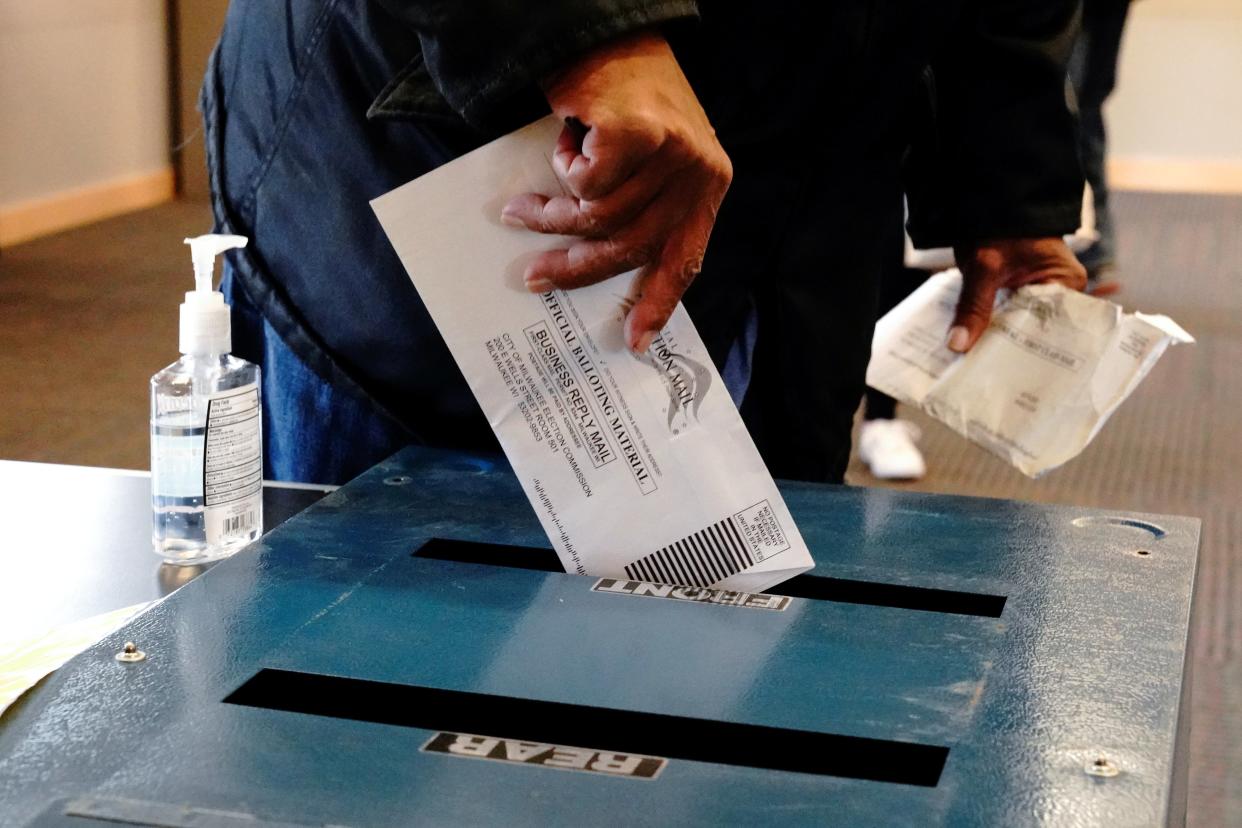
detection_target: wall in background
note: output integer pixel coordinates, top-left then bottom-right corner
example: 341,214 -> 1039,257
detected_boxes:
0,1 -> 173,246
172,0 -> 230,201
1107,0 -> 1242,192
1,0 -> 1239,244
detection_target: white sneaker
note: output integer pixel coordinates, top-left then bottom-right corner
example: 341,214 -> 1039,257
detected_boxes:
859,419 -> 927,480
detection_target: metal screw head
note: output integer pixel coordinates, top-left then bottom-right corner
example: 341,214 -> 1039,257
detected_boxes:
1085,757 -> 1119,778
383,475 -> 413,486
114,642 -> 146,663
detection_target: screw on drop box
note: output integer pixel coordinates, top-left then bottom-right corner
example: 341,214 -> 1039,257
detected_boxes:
150,234 -> 263,565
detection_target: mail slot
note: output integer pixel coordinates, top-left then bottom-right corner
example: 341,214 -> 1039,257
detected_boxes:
413,537 -> 1008,617
226,669 -> 950,786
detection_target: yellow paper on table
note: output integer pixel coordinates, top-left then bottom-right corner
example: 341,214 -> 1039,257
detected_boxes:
0,602 -> 153,717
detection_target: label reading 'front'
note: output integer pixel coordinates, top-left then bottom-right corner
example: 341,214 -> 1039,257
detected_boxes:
422,732 -> 665,780
592,578 -> 791,611
203,384 -> 262,544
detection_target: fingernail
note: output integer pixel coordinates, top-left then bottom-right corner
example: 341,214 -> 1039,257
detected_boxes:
525,276 -> 554,293
633,330 -> 655,354
947,325 -> 970,353
500,208 -> 524,228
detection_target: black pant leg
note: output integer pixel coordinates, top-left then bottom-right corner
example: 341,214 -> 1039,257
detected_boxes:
865,234 -> 929,421
739,180 -> 902,484
1070,0 -> 1132,266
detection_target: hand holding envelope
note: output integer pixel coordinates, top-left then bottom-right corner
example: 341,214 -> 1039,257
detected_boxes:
498,32 -> 732,355
373,116 -> 812,593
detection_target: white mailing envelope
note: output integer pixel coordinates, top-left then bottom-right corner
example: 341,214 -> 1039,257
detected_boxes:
371,117 -> 813,592
867,269 -> 1194,477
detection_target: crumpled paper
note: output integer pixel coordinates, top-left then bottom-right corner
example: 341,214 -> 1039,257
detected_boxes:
866,269 -> 1194,477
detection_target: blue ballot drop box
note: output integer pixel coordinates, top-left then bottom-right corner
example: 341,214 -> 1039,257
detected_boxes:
0,447 -> 1198,826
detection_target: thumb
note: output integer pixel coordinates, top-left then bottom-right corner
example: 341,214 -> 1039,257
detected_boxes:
948,268 -> 999,354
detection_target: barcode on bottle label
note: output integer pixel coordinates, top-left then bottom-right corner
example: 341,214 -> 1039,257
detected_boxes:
206,501 -> 261,545
223,511 -> 256,535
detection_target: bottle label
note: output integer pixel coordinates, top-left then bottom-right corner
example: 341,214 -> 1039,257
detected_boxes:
203,383 -> 262,544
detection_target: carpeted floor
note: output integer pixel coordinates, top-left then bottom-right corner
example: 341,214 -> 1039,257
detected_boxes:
1,192 -> 1237,823
0,200 -> 211,468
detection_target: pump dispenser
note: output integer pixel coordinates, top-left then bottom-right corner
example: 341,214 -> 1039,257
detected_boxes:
150,234 -> 263,565
180,234 -> 245,355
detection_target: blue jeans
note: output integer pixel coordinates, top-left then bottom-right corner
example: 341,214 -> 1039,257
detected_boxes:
221,265 -> 410,485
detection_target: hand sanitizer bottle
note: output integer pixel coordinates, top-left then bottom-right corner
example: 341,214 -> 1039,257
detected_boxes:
151,234 -> 262,565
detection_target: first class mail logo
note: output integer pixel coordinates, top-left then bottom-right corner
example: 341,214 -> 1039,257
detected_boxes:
422,732 -> 666,780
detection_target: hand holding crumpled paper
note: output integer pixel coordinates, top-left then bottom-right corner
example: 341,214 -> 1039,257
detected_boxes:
866,270 -> 1193,477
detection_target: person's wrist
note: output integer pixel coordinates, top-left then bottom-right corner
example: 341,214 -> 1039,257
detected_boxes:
540,30 -> 672,105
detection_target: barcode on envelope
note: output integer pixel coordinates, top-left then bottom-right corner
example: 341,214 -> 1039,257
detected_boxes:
624,517 -> 755,587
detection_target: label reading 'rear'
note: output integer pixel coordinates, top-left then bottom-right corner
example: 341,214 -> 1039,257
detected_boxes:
422,732 -> 665,780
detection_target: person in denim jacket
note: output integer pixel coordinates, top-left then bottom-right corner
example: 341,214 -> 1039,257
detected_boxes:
203,0 -> 1085,485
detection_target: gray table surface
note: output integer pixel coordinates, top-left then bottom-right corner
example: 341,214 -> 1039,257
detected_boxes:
0,461 -> 333,642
